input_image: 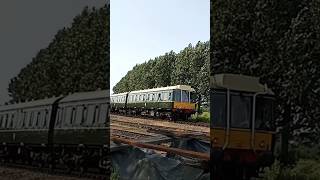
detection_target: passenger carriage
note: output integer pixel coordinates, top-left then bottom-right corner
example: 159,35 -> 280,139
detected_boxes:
0,90 -> 110,173
111,85 -> 197,120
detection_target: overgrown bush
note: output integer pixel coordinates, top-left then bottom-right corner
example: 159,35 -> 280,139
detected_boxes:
191,112 -> 210,123
263,159 -> 320,180
111,167 -> 120,180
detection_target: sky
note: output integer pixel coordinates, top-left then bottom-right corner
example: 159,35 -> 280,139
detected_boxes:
0,0 -> 106,105
110,0 -> 210,94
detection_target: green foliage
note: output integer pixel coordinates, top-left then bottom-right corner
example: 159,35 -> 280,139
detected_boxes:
263,160 -> 320,180
8,5 -> 110,103
191,111 -> 210,123
111,167 -> 120,180
113,41 -> 210,102
211,0 -> 320,146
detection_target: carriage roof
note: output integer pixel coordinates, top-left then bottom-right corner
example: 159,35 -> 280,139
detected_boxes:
0,97 -> 61,112
210,74 -> 274,94
0,90 -> 110,112
60,90 -> 110,103
111,85 -> 195,97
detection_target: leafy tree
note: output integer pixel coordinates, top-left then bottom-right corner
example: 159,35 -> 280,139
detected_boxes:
7,5 -> 110,103
113,41 -> 210,102
211,0 -> 320,165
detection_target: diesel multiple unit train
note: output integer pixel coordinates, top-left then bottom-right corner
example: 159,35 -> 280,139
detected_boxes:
210,74 -> 276,179
110,85 -> 197,120
0,90 -> 109,173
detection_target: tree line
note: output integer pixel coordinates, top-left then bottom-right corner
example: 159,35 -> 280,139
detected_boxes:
113,41 -> 210,102
211,0 -> 320,164
7,5 -> 110,104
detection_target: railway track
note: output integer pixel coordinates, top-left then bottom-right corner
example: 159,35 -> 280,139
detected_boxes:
111,114 -> 210,141
0,161 -> 108,180
110,113 -> 209,127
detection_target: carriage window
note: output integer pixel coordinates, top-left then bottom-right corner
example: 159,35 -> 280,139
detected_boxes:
81,106 -> 88,125
5,115 -> 9,128
29,112 -> 34,128
43,110 -> 48,128
55,108 -> 60,126
168,92 -> 173,101
231,94 -> 252,129
99,104 -> 108,126
212,92 -> 227,128
35,112 -> 40,128
85,105 -> 95,126
157,93 -> 162,101
1,115 -> 4,128
182,90 -> 189,102
174,90 -> 181,101
256,97 -> 274,131
0,115 -> 3,128
70,108 -> 76,124
92,105 -> 100,125
4,114 -> 8,128
75,106 -> 84,126
22,112 -> 27,128
10,114 -> 14,128
162,92 -> 168,101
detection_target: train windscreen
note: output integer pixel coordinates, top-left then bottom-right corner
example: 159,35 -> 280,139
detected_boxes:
255,97 -> 274,131
174,90 -> 181,101
230,94 -> 252,129
211,92 -> 226,128
181,90 -> 189,102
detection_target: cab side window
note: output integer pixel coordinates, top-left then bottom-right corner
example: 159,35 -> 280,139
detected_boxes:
182,90 -> 189,102
174,90 -> 181,102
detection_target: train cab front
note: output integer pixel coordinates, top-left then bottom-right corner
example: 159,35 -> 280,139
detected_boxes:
172,86 -> 197,119
210,74 -> 276,178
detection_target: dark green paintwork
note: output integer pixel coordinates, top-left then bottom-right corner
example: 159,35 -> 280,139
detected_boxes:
53,128 -> 109,145
0,128 -> 109,146
0,130 -> 49,144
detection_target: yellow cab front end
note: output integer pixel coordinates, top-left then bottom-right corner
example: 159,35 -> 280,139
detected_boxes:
210,74 -> 276,177
171,85 -> 197,116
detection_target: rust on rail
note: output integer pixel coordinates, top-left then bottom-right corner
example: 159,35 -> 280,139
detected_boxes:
111,136 -> 210,161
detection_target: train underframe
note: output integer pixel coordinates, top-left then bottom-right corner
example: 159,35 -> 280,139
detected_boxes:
0,143 -> 109,174
111,107 -> 195,121
211,148 -> 274,180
